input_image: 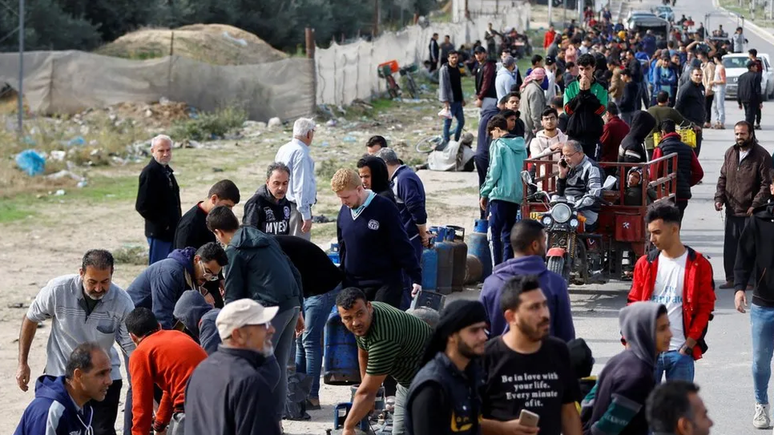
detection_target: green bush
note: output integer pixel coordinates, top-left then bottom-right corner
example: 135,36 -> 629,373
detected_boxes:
170,107 -> 247,141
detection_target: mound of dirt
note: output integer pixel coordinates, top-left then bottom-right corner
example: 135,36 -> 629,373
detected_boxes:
97,24 -> 288,66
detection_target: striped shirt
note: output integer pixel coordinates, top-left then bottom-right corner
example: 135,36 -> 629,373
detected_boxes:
356,302 -> 432,387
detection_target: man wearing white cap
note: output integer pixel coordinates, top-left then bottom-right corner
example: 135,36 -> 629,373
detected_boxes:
184,299 -> 281,435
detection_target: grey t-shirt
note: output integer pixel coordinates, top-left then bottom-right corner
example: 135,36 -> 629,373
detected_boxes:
27,274 -> 136,380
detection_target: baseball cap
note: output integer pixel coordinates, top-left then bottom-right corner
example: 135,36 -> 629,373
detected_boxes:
474,46 -> 487,54
216,299 -> 278,340
545,56 -> 556,65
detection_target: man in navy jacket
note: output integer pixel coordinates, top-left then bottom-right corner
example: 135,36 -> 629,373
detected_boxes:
479,219 -> 575,341
332,168 -> 422,308
15,343 -> 113,435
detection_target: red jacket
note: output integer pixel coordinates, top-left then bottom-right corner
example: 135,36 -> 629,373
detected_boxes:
130,329 -> 208,433
600,115 -> 630,162
544,30 -> 556,49
627,247 -> 716,360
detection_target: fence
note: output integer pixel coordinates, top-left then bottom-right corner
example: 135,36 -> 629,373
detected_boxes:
315,4 -> 531,107
0,51 -> 315,122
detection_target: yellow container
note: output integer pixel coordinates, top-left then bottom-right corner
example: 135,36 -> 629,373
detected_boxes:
653,128 -> 697,148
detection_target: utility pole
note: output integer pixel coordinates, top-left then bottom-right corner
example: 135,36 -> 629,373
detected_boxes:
373,0 -> 380,37
18,0 -> 24,135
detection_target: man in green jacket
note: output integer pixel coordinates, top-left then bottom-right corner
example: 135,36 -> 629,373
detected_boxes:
646,91 -> 690,155
206,205 -> 304,424
563,53 -> 608,159
480,115 -> 528,266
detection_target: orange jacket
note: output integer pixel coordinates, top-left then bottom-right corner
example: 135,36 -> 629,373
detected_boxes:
627,247 -> 716,360
130,329 -> 208,433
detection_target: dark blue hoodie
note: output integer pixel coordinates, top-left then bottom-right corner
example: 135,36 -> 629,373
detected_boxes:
476,105 -> 501,161
479,255 -> 575,341
173,290 -> 222,355
14,376 -> 94,435
127,247 -> 197,329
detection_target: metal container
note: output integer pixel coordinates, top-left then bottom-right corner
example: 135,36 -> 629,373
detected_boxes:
324,306 -> 360,385
446,226 -> 468,292
433,227 -> 454,295
420,236 -> 438,290
464,255 -> 483,284
469,219 -> 493,280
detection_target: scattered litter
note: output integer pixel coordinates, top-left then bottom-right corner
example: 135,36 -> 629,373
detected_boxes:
267,117 -> 282,129
320,141 -> 330,147
53,189 -> 66,196
67,136 -> 86,147
312,215 -> 333,224
77,180 -> 88,188
46,170 -> 84,182
7,302 -> 28,309
222,31 -> 248,47
212,167 -> 224,172
15,150 -> 46,176
326,119 -> 337,127
23,136 -> 36,146
343,136 -> 357,143
50,150 -> 66,161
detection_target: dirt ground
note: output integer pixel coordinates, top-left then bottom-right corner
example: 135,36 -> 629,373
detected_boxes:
0,90 -> 482,434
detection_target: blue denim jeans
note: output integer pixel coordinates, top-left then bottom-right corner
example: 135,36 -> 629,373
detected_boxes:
654,350 -> 695,382
295,286 -> 341,399
752,304 -> 774,404
442,101 -> 465,142
147,237 -> 172,265
489,200 -> 520,266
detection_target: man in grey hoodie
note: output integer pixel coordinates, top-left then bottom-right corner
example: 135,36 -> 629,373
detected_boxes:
581,302 -> 673,435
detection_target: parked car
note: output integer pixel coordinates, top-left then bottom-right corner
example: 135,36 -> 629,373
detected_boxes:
651,6 -> 675,22
723,53 -> 774,101
627,11 -> 670,37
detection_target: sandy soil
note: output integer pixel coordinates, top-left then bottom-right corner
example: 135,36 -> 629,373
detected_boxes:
0,96 -> 482,434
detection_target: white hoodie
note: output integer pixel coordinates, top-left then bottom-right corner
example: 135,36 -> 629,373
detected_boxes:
529,129 -> 568,161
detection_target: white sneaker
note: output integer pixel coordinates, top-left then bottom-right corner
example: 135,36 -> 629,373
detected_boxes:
754,403 -> 771,429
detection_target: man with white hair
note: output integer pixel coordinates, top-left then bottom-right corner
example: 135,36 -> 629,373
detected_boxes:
135,134 -> 182,264
275,118 -> 317,240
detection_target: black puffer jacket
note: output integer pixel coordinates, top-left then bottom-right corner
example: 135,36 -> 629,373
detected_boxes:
242,185 -> 291,235
735,202 -> 774,304
737,71 -> 762,105
619,111 -> 656,163
654,134 -> 702,200
675,81 -> 705,125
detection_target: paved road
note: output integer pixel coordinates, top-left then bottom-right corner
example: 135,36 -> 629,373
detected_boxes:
582,1 -> 773,432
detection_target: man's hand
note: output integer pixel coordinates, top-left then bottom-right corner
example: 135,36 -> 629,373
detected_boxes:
203,291 -> 216,307
16,363 -> 30,392
475,98 -> 483,108
420,230 -> 430,248
558,162 -> 570,178
502,419 -> 540,435
479,197 -> 488,211
154,429 -> 167,435
714,202 -> 724,212
444,101 -> 450,109
736,291 -> 749,313
295,313 -> 306,337
579,76 -> 591,90
412,283 -> 422,298
747,207 -> 755,216
462,100 -> 467,107
739,104 -> 744,110
301,219 -> 313,233
760,103 -> 764,109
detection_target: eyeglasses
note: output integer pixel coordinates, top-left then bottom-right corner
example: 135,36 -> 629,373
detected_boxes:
199,261 -> 220,282
563,151 -> 579,159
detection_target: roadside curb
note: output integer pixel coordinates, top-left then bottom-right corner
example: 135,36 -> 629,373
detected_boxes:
712,0 -> 774,46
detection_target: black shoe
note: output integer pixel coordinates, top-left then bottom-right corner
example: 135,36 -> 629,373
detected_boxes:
305,398 -> 321,410
755,124 -> 762,130
718,281 -> 734,289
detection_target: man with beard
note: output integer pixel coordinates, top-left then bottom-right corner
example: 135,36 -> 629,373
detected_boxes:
646,381 -> 714,435
474,46 -> 498,111
184,299 -> 281,435
480,275 -> 582,435
563,54 -> 608,159
335,287 -> 432,435
406,300 -> 489,435
479,220 -> 575,341
243,163 -> 291,234
715,121 -> 773,289
16,250 -> 136,435
736,60 -> 762,127
530,108 -> 567,161
675,68 -> 706,156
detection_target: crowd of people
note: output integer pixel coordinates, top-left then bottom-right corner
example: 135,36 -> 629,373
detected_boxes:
9,11 -> 774,435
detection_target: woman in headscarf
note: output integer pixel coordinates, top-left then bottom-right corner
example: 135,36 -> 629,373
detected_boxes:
357,156 -> 395,202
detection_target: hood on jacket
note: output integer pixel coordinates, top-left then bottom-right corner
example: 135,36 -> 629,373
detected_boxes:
231,225 -> 272,250
34,375 -> 87,425
359,156 -> 392,196
496,134 -> 527,152
625,111 -> 657,143
620,301 -> 664,367
481,104 -> 501,119
492,255 -> 548,278
173,290 -> 213,338
168,247 -> 197,275
753,202 -> 774,220
256,184 -> 280,203
497,66 -> 516,79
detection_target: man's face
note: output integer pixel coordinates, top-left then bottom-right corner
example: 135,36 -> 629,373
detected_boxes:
562,145 -> 584,167
151,140 -> 172,166
451,321 -> 489,359
685,393 -> 713,435
506,96 -> 520,110
509,290 -> 550,342
77,349 -> 113,402
770,181 -> 774,197
267,169 -> 289,200
532,230 -> 548,258
628,171 -> 641,187
501,51 -> 510,62
80,266 -> 112,300
506,116 -> 517,132
448,53 -> 459,67
691,69 -> 703,84
671,55 -> 681,65
358,166 -> 373,189
475,52 -> 487,63
338,299 -> 373,337
366,144 -> 383,156
337,186 -> 364,209
578,64 -> 594,80
194,255 -> 223,286
648,218 -> 679,251
541,113 -> 557,131
655,313 -> 673,354
735,124 -> 752,147
234,323 -> 275,355
444,36 -> 450,43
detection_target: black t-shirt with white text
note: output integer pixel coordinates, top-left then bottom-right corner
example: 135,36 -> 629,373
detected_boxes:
481,336 -> 580,435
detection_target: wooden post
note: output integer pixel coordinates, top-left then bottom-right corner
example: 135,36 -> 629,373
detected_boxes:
305,28 -> 315,58
169,31 -> 175,56
465,0 -> 470,19
374,0 -> 380,36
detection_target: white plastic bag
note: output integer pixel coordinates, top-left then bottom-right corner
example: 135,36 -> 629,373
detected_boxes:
438,107 -> 452,119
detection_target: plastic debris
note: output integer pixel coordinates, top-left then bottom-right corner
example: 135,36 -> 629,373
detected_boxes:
53,189 -> 66,196
15,150 -> 46,176
267,117 -> 282,129
49,150 -> 66,161
46,170 -> 84,182
67,136 -> 86,147
343,136 -> 356,142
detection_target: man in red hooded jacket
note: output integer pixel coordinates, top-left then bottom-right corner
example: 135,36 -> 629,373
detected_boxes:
627,202 -> 715,382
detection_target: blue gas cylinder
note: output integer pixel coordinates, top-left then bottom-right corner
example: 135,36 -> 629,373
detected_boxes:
421,236 -> 438,290
327,243 -> 340,266
434,227 -> 454,295
470,219 -> 493,280
323,306 -> 360,385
